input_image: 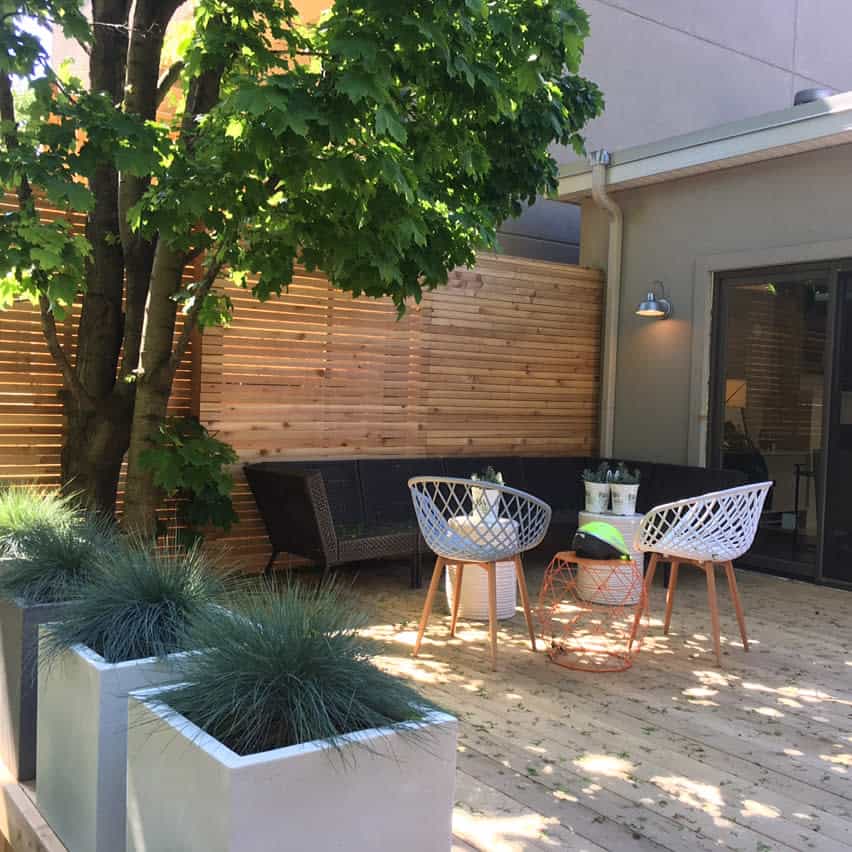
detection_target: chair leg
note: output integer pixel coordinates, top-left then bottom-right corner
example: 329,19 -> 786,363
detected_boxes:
628,564 -> 646,651
513,555 -> 537,652
487,561 -> 498,671
449,562 -> 464,638
643,553 -> 659,613
705,562 -> 722,666
724,560 -> 749,651
663,560 -> 679,635
414,557 -> 445,657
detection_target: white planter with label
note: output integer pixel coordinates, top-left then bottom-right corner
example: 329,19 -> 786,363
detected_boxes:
584,481 -> 610,513
611,483 -> 639,515
126,687 -> 458,852
471,486 -> 501,523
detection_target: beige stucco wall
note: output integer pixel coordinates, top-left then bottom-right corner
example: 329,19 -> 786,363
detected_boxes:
579,141 -> 852,465
574,0 -> 852,158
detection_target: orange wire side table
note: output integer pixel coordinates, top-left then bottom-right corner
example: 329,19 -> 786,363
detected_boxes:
537,551 -> 648,673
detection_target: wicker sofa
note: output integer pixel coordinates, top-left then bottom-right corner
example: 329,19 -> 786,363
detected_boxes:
245,456 -> 747,587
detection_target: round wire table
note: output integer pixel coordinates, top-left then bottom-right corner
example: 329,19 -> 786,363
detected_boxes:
537,551 -> 648,672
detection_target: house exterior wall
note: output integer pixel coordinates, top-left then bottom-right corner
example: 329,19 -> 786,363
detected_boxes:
575,0 -> 852,158
579,141 -> 852,465
508,0 -> 852,264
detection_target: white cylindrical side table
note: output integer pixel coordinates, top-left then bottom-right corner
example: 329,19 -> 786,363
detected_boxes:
577,510 -> 645,605
444,516 -> 518,620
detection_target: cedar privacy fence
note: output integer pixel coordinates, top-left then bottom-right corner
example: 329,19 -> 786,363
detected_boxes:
0,194 -> 603,569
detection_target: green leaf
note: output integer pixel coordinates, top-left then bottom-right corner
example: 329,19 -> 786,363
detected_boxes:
375,106 -> 407,144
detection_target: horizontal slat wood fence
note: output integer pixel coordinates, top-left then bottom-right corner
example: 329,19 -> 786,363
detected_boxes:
0,188 -> 602,569
200,254 -> 603,570
0,195 -> 196,505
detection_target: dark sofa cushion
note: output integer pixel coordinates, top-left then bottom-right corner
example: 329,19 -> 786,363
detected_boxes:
521,456 -> 586,514
642,463 -> 747,511
358,458 -> 444,528
279,460 -> 364,529
441,456 -> 526,491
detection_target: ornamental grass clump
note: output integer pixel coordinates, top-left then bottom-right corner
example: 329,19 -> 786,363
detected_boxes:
42,539 -> 228,664
0,485 -> 79,556
163,580 -> 429,757
0,512 -> 117,604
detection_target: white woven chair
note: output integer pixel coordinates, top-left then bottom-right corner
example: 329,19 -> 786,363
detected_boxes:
409,477 -> 551,670
634,481 -> 772,665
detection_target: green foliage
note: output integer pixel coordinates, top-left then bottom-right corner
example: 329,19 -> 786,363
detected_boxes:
162,579 -> 431,757
0,484 -> 78,554
613,462 -> 640,485
138,417 -> 238,537
0,512 -> 117,604
2,0 -> 602,322
42,538 -> 229,663
581,461 -> 611,484
470,465 -> 504,485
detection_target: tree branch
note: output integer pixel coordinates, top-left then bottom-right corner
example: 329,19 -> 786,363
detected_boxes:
168,258 -> 224,380
39,296 -> 94,409
118,0 -> 185,383
155,60 -> 184,107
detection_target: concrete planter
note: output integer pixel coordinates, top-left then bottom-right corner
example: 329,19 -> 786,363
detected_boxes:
0,596 -> 72,781
127,687 -> 458,852
37,640 -> 181,852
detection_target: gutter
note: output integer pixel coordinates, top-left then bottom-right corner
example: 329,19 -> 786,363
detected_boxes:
558,91 -> 852,201
590,150 -> 621,458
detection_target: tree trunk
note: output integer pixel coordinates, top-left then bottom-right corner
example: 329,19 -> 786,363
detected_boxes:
58,0 -> 131,514
122,244 -> 185,534
61,399 -> 132,514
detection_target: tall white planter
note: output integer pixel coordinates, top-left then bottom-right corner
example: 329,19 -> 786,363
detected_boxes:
37,638 -> 181,852
127,687 -> 458,852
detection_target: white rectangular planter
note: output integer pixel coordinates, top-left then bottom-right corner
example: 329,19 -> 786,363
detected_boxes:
36,639 -> 181,852
0,596 -> 71,780
127,687 -> 458,852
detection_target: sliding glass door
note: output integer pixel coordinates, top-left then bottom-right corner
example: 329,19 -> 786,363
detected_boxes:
711,265 -> 832,580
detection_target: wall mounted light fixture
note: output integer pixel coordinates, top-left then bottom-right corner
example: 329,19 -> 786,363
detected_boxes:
635,281 -> 672,319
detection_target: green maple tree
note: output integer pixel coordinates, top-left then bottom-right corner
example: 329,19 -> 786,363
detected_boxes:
0,0 -> 602,532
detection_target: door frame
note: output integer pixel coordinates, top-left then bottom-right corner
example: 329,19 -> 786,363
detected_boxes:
707,260 -> 852,585
821,271 -> 852,587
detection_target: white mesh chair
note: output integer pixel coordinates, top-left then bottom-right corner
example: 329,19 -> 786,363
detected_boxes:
634,481 -> 772,665
409,477 -> 551,670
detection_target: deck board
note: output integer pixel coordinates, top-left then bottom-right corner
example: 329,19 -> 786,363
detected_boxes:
354,561 -> 852,852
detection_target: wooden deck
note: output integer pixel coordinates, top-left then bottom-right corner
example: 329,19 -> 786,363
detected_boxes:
354,561 -> 852,852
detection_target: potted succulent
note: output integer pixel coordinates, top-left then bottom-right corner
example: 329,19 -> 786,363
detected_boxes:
0,487 -> 112,781
37,540 -> 228,852
126,581 -> 458,852
582,462 -> 611,512
470,465 -> 504,522
610,463 -> 641,515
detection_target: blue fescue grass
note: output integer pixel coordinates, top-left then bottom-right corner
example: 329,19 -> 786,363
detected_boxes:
42,538 -> 231,663
161,578 -> 431,757
0,511 -> 117,604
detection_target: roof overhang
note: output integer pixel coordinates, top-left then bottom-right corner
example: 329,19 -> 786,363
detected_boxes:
558,91 -> 852,203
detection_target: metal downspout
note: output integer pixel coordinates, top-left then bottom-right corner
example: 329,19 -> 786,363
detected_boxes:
590,150 -> 622,458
